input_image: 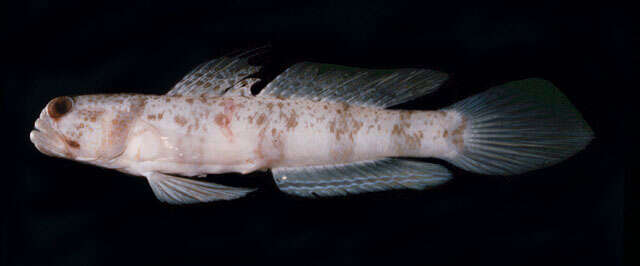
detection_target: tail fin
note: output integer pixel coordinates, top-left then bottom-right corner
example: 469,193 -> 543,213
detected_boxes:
444,78 -> 593,175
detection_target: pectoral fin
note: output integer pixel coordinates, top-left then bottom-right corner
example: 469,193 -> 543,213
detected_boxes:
144,172 -> 255,204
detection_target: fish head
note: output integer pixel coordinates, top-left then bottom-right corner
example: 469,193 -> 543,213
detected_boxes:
30,94 -> 145,164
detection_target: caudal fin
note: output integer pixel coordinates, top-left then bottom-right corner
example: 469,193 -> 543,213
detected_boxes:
444,78 -> 593,175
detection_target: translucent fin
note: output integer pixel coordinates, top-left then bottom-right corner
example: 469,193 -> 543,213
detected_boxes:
258,62 -> 448,108
145,172 -> 255,204
224,78 -> 260,97
271,158 -> 451,197
166,46 -> 267,97
444,78 -> 594,175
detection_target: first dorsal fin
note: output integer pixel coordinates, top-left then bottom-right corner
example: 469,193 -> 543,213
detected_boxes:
167,46 -> 267,97
258,62 -> 448,108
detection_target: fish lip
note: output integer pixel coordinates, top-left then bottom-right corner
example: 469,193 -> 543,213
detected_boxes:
30,129 -> 64,157
30,118 -> 68,158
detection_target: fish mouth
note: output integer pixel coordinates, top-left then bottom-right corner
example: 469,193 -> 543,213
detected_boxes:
30,118 -> 68,158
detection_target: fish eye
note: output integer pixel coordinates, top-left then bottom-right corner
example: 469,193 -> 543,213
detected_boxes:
47,96 -> 73,119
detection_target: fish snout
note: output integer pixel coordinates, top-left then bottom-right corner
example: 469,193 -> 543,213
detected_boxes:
30,118 -> 67,158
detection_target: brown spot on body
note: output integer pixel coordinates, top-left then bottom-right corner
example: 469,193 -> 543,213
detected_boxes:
215,113 -> 229,127
174,115 -> 187,126
215,113 -> 234,140
284,110 -> 298,130
222,98 -> 236,113
348,120 -> 363,141
112,116 -> 125,128
147,114 -> 156,120
331,117 -> 348,141
256,114 -> 266,125
65,139 -> 80,148
388,111 -> 426,152
399,110 -> 414,122
185,98 -> 194,104
450,118 -> 467,150
212,98 -> 237,140
392,124 -> 404,135
102,96 -> 147,159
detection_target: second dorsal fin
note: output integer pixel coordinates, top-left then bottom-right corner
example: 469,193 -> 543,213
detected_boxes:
258,62 -> 448,108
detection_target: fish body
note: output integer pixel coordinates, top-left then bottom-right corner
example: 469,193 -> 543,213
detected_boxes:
114,95 -> 463,177
30,48 -> 593,204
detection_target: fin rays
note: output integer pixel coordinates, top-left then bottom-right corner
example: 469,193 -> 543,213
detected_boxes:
272,158 -> 451,198
444,78 -> 593,175
145,172 -> 255,204
258,62 -> 448,108
167,46 -> 268,97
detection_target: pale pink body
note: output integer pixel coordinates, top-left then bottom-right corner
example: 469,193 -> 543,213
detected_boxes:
114,95 -> 466,177
29,53 -> 592,204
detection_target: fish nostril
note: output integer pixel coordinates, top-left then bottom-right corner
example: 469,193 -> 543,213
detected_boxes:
47,96 -> 73,119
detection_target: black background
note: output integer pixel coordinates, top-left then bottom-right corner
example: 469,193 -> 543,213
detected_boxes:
1,1 -> 629,265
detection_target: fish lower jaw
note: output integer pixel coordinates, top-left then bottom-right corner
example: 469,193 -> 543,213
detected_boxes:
30,129 -> 67,158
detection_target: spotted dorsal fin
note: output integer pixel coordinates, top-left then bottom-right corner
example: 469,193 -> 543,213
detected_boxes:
166,47 -> 267,97
258,62 -> 448,108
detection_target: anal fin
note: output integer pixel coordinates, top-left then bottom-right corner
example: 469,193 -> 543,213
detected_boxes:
271,158 -> 451,197
145,172 -> 255,204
